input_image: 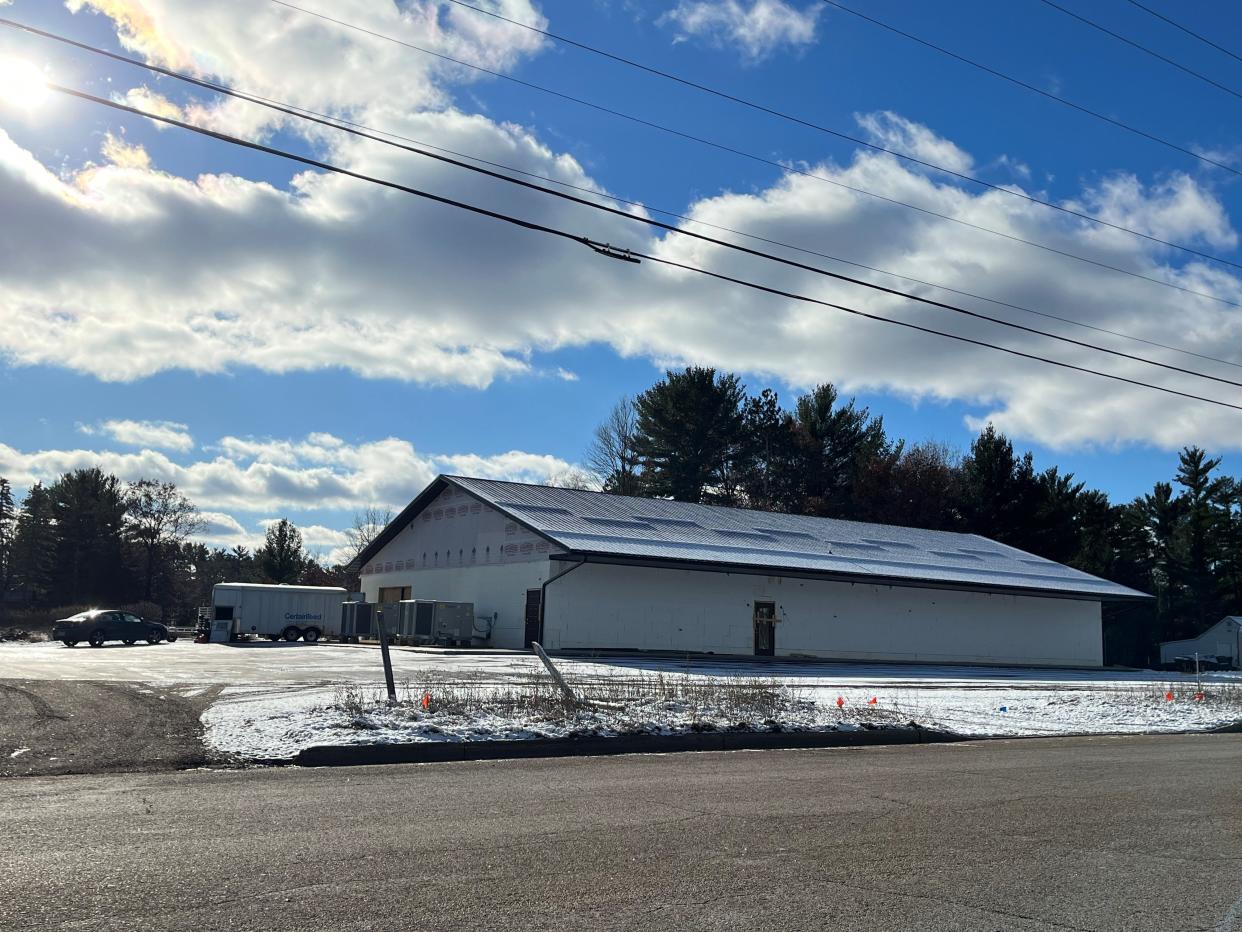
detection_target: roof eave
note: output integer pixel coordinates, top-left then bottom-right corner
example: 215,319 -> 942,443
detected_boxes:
549,550 -> 1153,603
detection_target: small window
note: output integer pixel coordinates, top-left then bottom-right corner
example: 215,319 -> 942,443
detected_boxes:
214,606 -> 234,621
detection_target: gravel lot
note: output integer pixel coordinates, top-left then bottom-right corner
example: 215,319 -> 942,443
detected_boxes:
0,679 -> 218,777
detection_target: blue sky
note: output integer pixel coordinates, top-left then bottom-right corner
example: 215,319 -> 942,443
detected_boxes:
2,0 -> 1242,561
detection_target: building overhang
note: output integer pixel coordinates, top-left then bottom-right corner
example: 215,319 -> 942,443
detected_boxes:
549,551 -> 1153,604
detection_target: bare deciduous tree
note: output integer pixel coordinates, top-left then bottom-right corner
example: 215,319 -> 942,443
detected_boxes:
346,505 -> 394,562
585,396 -> 643,496
124,479 -> 206,601
548,468 -> 598,491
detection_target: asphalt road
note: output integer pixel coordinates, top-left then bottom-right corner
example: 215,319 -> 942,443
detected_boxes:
4,735 -> 1241,931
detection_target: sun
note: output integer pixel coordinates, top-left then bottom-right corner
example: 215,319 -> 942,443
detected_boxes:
0,56 -> 49,110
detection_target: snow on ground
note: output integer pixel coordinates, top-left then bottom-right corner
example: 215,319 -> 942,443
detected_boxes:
199,660 -> 1242,761
3,639 -> 1236,760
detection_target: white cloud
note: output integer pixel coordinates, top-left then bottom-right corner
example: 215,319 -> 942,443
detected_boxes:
3,5 -> 1242,454
0,432 -> 572,514
856,111 -> 975,176
660,0 -> 821,62
65,0 -> 548,138
0,432 -> 575,563
79,418 -> 195,452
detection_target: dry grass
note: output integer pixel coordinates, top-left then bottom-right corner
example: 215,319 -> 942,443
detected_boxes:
331,668 -> 919,733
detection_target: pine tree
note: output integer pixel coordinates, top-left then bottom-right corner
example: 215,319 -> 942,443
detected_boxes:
633,367 -> 748,504
792,383 -> 889,517
0,477 -> 15,594
257,519 -> 308,584
48,468 -> 129,604
11,483 -> 57,603
1173,446 -> 1229,634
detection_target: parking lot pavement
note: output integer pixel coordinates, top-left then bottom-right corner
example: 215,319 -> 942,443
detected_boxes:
0,639 -> 542,686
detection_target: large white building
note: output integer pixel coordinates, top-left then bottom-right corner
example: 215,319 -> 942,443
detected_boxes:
353,476 -> 1150,666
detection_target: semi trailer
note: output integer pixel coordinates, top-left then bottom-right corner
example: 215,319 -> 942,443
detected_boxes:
210,583 -> 347,643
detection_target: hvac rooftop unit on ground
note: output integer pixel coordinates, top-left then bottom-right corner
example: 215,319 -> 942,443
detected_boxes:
390,600 -> 476,645
395,600 -> 434,643
340,601 -> 373,643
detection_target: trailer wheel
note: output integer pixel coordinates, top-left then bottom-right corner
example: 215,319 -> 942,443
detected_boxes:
268,634 -> 281,642
281,626 -> 301,642
302,628 -> 320,644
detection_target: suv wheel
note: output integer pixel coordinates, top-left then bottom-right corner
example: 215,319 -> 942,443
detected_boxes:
88,629 -> 107,648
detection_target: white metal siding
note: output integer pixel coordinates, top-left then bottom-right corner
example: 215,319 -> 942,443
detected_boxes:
1159,619 -> 1241,664
360,486 -> 558,577
543,563 -> 1103,667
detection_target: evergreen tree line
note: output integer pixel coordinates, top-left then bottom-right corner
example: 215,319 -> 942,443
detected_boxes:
0,467 -> 344,626
586,368 -> 1242,665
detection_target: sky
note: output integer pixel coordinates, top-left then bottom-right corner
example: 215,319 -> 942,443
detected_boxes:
2,0 -> 1242,563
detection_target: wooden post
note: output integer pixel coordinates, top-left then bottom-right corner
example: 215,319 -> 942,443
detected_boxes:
531,641 -> 578,706
376,610 -> 398,704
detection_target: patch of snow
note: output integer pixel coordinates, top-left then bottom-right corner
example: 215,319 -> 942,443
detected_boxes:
201,674 -> 1242,762
10,748 -> 30,758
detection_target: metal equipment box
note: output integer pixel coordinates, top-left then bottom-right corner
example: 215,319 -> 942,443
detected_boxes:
390,600 -> 476,645
339,601 -> 373,642
432,601 -> 475,645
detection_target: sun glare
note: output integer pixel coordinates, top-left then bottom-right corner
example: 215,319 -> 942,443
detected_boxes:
0,56 -> 49,110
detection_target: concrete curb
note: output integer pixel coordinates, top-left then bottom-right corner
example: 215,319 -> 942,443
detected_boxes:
290,726 -> 965,768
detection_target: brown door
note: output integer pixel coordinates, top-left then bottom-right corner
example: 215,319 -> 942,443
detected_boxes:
524,589 -> 542,648
753,601 -> 776,657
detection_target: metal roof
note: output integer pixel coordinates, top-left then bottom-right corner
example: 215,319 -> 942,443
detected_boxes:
435,476 -> 1150,602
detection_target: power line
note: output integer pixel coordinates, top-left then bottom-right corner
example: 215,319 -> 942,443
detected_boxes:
815,0 -> 1242,175
1124,0 -> 1242,66
442,0 -> 1242,275
244,2 -> 1242,310
1037,0 -> 1242,103
15,21 -> 1242,391
40,82 -> 1242,414
12,18 -> 1240,376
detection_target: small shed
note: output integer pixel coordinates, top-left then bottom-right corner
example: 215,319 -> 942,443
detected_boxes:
1159,617 -> 1242,669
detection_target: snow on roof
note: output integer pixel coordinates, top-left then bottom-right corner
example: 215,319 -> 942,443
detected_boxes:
367,476 -> 1147,602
